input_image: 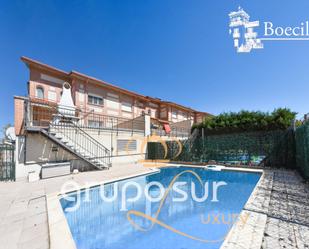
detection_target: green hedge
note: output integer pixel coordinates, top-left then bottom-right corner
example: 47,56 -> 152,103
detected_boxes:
193,108 -> 296,134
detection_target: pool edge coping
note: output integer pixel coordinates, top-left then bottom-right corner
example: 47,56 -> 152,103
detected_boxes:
155,163 -> 267,249
46,168 -> 160,249
219,168 -> 269,249
46,165 -> 266,249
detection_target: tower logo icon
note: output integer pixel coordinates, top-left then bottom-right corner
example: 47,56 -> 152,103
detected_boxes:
229,7 -> 263,53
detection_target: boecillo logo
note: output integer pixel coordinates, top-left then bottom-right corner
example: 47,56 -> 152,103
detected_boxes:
229,7 -> 309,53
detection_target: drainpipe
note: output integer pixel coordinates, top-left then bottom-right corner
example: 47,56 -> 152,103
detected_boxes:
110,132 -> 113,157
23,99 -> 28,165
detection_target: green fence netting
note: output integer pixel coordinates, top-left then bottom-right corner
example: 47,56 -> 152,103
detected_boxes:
0,143 -> 15,181
295,122 -> 309,179
147,141 -> 182,161
147,129 -> 296,169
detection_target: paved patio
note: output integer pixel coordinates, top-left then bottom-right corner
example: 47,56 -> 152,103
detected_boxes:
0,166 -> 308,249
262,170 -> 309,249
222,169 -> 309,249
0,164 -> 152,249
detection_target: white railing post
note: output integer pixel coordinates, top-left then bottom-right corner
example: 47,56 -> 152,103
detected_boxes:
144,114 -> 151,137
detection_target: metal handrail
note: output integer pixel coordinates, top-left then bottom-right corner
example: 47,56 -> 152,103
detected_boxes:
49,104 -> 110,156
53,118 -> 110,154
151,125 -> 191,138
25,98 -> 145,133
26,100 -> 112,168
49,120 -> 111,168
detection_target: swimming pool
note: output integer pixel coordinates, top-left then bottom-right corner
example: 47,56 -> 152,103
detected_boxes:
60,167 -> 261,249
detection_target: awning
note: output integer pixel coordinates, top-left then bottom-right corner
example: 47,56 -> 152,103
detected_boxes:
163,124 -> 171,134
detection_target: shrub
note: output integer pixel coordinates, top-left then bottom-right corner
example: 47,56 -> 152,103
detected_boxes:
194,108 -> 297,134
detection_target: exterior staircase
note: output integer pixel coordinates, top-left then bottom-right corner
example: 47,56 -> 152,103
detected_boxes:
40,119 -> 111,170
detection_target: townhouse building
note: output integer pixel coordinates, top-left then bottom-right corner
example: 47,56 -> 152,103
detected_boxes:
14,57 -> 210,180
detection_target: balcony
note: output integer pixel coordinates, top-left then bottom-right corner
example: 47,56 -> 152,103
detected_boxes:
24,97 -> 145,134
151,127 -> 191,138
150,119 -> 192,139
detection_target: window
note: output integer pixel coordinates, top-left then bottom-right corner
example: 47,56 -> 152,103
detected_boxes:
88,95 -> 103,106
88,120 -> 103,128
48,91 -> 57,101
106,93 -> 119,109
151,109 -> 156,118
178,111 -> 184,121
36,87 -> 44,99
136,101 -> 144,108
117,139 -> 137,152
121,101 -> 132,112
160,107 -> 167,118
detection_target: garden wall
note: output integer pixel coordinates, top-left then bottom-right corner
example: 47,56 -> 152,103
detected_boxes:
295,122 -> 309,180
147,129 -> 296,169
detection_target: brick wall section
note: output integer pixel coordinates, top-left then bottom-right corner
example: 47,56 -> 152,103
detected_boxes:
14,96 -> 25,135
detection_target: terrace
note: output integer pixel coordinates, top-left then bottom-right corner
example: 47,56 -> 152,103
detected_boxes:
25,97 -> 146,135
24,97 -> 191,138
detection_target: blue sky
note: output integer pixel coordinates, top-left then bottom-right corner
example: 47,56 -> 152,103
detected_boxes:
1,0 -> 309,136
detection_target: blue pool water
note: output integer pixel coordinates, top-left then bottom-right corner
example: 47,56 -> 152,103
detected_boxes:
60,167 -> 261,249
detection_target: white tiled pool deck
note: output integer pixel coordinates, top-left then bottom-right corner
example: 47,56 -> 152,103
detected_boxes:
0,164 -> 154,249
0,164 -> 308,249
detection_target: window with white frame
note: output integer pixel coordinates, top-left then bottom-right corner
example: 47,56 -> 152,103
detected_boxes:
122,101 -> 132,112
172,110 -> 177,119
48,91 -> 57,101
36,86 -> 44,99
88,120 -> 103,128
88,94 -> 103,106
106,93 -> 119,109
178,111 -> 184,121
151,109 -> 156,118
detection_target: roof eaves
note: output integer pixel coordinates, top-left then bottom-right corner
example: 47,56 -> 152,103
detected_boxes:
69,71 -> 151,101
20,56 -> 69,76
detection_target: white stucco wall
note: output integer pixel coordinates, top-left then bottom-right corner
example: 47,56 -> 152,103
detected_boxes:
15,134 -> 78,180
15,136 -> 40,180
15,128 -> 147,180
